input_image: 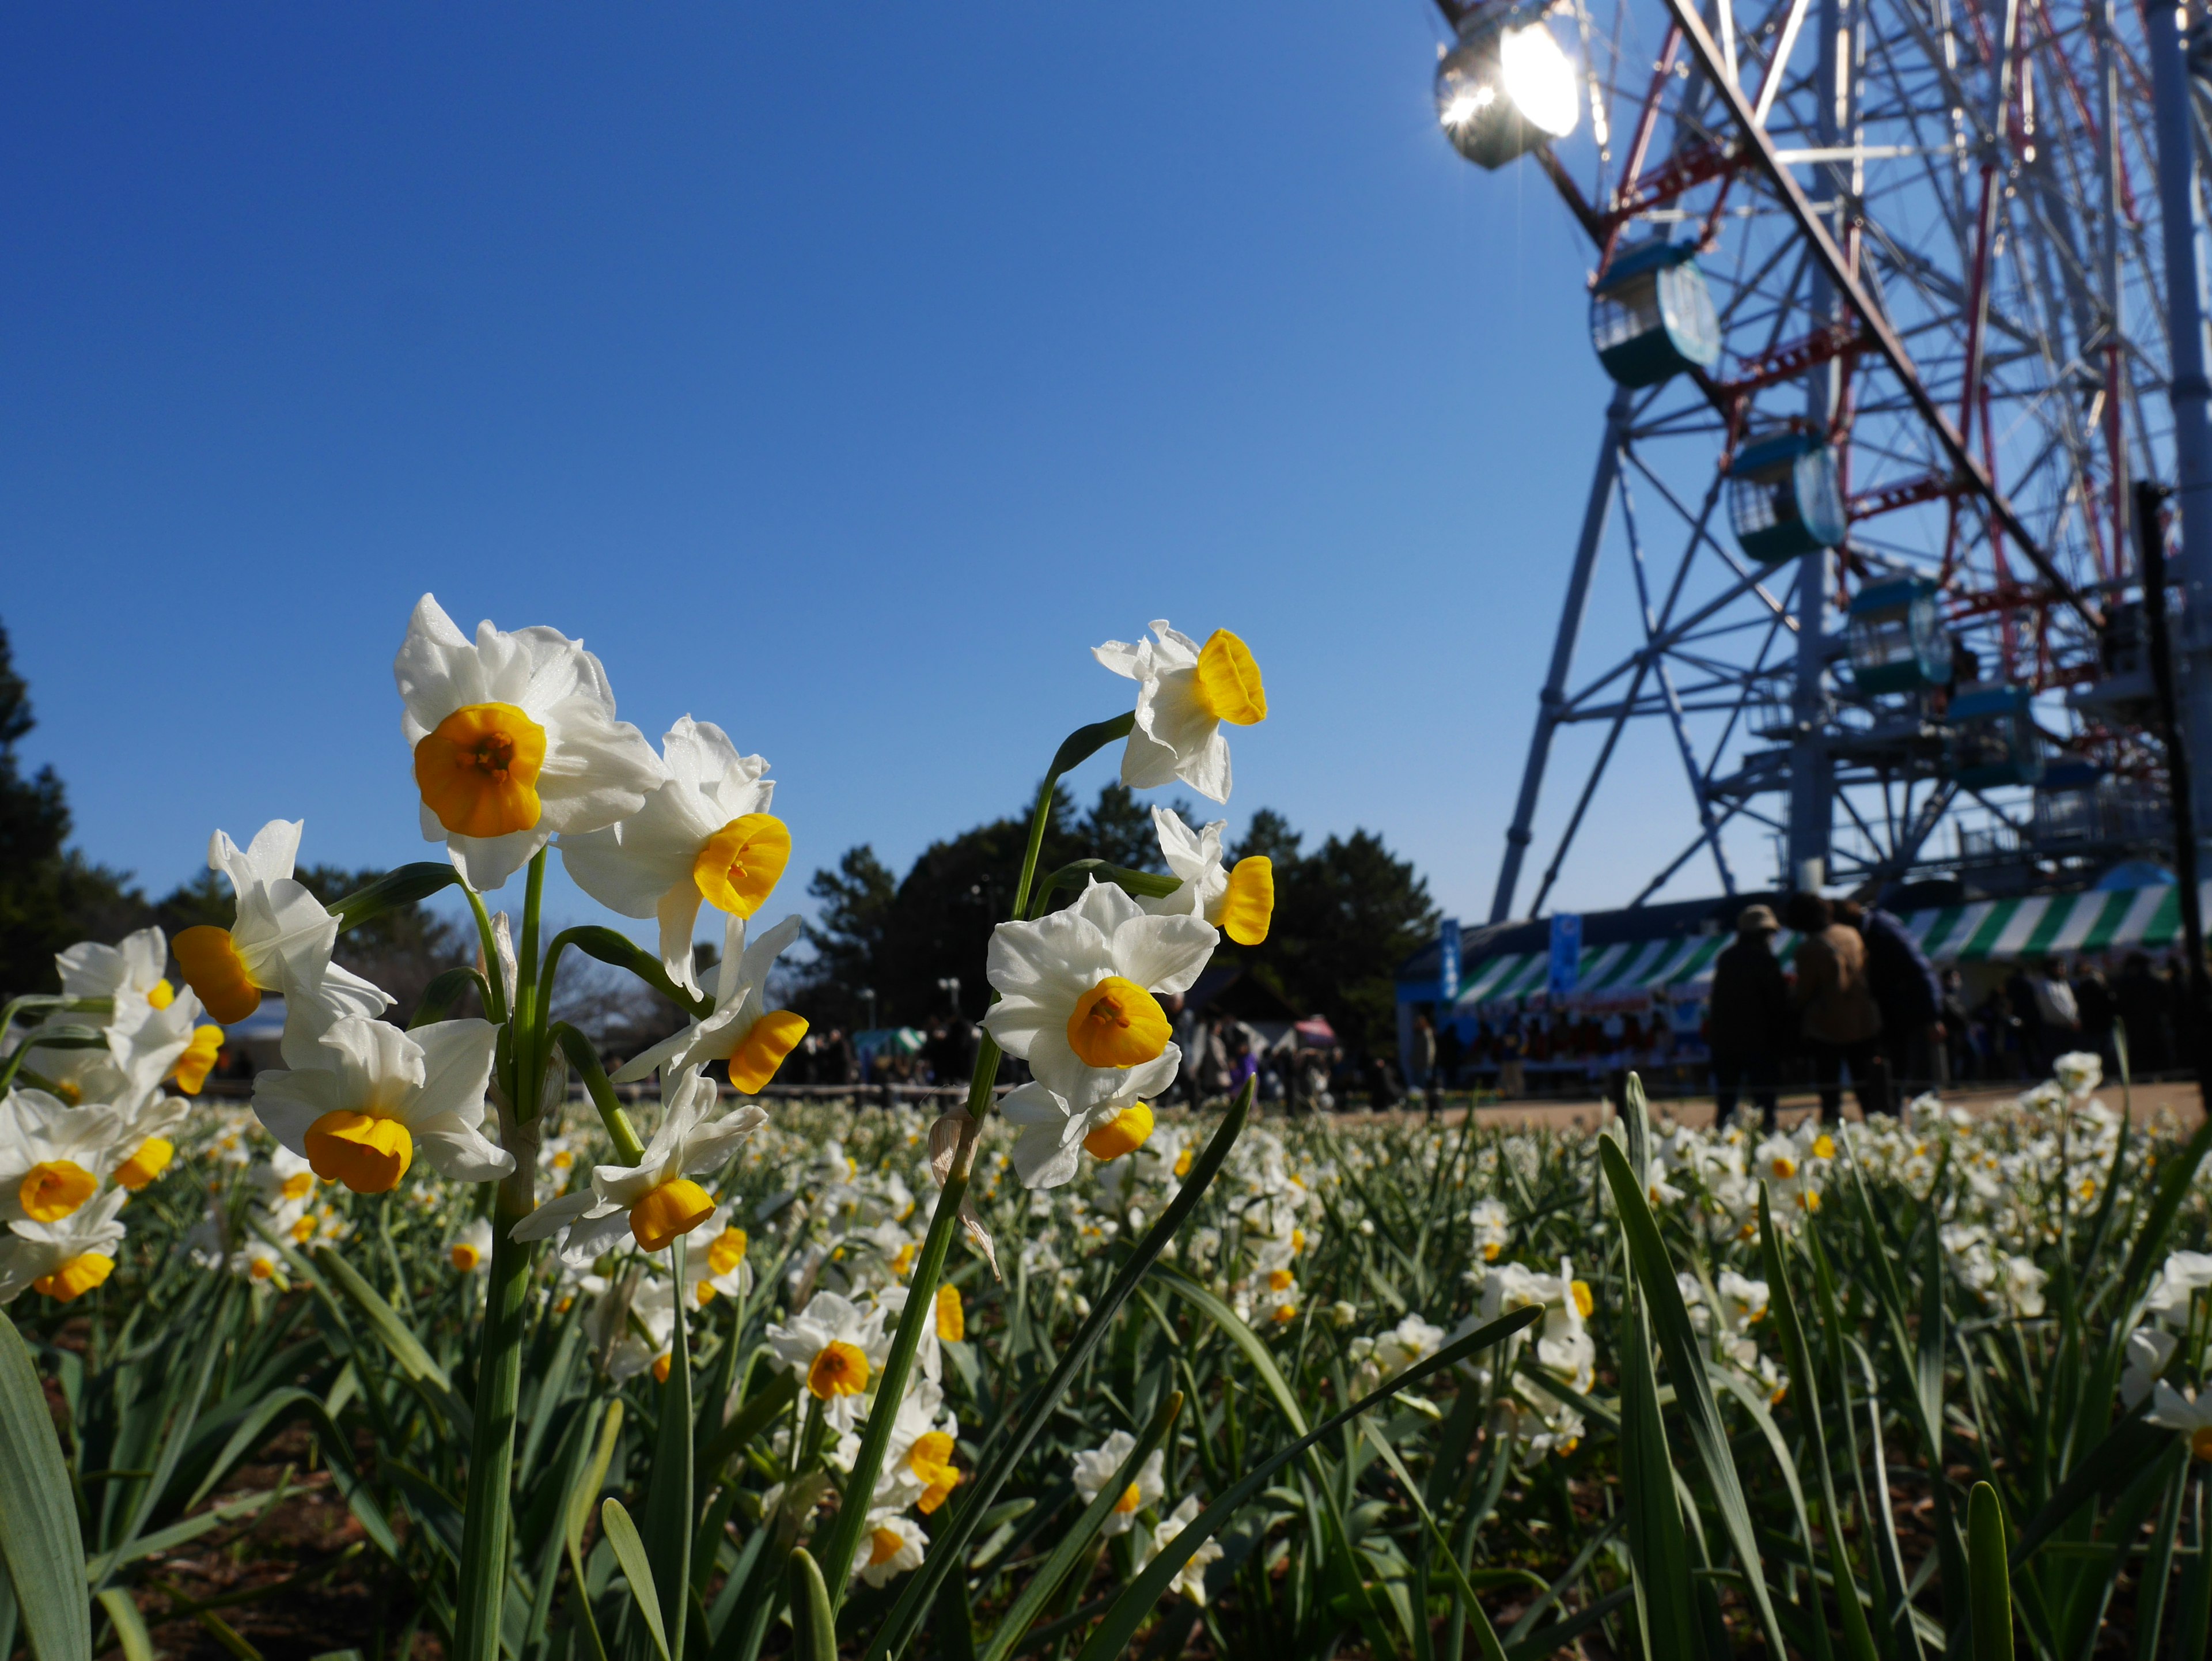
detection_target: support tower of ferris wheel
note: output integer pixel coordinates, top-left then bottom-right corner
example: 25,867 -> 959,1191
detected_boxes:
1426,0 -> 2212,921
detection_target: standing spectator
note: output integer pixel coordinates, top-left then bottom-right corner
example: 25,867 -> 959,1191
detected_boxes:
1228,1028 -> 1258,1100
2115,952 -> 2172,1074
1204,1017 -> 1236,1103
1970,989 -> 2014,1077
1435,1020 -> 1464,1095
2004,963 -> 2044,1079
1838,899 -> 1944,1104
1940,968 -> 1972,1083
1363,1052 -> 1402,1113
1784,892 -> 1889,1121
1497,1015 -> 1527,1099
2072,960 -> 2117,1079
1408,1011 -> 1438,1117
2166,952 -> 2200,1074
823,1027 -> 857,1089
1709,903 -> 1790,1129
2027,958 -> 2081,1070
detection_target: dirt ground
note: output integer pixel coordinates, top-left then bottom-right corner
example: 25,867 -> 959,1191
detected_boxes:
1360,1077 -> 2207,1133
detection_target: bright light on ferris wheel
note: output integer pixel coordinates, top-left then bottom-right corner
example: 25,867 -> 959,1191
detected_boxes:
1435,16 -> 1578,169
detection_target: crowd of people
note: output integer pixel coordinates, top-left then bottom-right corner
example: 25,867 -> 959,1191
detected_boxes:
775,902 -> 2200,1123
775,1006 -> 1350,1113
1704,892 -> 2198,1126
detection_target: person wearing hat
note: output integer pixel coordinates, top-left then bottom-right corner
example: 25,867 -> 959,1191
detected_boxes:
1709,901 -> 1790,1130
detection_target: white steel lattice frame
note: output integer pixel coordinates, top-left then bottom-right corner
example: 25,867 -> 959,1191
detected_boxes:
1446,0 -> 2206,920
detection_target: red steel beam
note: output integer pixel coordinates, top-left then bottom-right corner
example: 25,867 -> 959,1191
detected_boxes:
1655,0 -> 2099,627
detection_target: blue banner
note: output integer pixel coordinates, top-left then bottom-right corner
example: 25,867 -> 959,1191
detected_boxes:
1438,919 -> 1461,1004
1548,913 -> 1583,997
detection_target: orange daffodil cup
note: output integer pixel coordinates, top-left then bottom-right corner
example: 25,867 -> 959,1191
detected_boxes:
987,881 -> 1215,1190
251,1015 -> 509,1195
1091,620 -> 1268,803
394,595 -> 666,891
510,1065 -> 766,1266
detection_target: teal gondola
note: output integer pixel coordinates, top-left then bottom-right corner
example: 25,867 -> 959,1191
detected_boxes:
1726,432 -> 1849,563
1589,240 -> 1721,387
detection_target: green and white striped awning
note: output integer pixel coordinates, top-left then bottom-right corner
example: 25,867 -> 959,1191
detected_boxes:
1896,881 -> 2193,963
1450,881 -> 2200,1011
1454,932 -> 1803,1008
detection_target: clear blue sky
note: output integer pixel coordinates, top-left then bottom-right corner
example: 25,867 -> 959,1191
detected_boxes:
2,2 -> 1717,944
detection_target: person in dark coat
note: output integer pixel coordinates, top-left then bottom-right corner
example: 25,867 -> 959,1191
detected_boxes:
1837,899 -> 1944,1104
2071,960 -> 2118,1079
2004,964 -> 2044,1079
2114,952 -> 2172,1074
2163,952 -> 2205,1075
1709,903 -> 1790,1129
1940,967 -> 1972,1083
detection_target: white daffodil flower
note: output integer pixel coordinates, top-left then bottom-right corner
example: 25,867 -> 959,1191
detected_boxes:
54,927 -> 169,1002
2053,1051 -> 2103,1098
1141,807 -> 1274,945
0,1187 -> 128,1303
277,961 -> 401,1073
252,1015 -> 508,1195
999,1050 -> 1179,1191
0,1091 -> 132,1225
248,1148 -> 320,1211
449,1217 -> 494,1273
109,1088 -> 190,1193
25,1000 -> 187,1110
1369,1314 -> 1446,1380
394,594 -> 668,892
27,927 -> 210,1105
2146,1251 -> 2212,1325
852,1513 -> 927,1587
2147,1381 -> 2212,1461
230,1235 -> 290,1288
1092,621 -> 1267,803
511,1068 -> 766,1265
698,1211 -> 753,1298
1469,1198 -> 1510,1262
983,879 -> 1215,1130
869,1284 -> 943,1384
173,821 -> 392,1038
629,1277 -> 687,1383
1071,1429 -> 1166,1537
611,913 -> 809,1091
869,1375 -> 963,1514
764,1291 -> 891,1433
1137,1495 -> 1224,1605
2123,1326 -> 2178,1408
559,717 -> 786,996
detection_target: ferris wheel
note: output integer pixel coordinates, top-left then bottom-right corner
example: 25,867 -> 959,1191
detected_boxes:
1427,0 -> 2212,920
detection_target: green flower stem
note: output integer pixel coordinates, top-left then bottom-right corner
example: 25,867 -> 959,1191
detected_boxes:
461,881 -> 511,1024
1025,859 -> 1180,921
452,849 -> 548,1661
814,1154 -> 977,1602
1013,712 -> 1134,919
818,711 -> 1132,1606
553,1023 -> 649,1166
513,852 -> 548,1121
452,1145 -> 540,1661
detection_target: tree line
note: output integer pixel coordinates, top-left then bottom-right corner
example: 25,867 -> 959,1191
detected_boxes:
4,619 -> 1440,1060
788,789 -> 1439,1060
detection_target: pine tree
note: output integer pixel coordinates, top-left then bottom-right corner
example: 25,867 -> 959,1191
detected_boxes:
0,622 -> 144,998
